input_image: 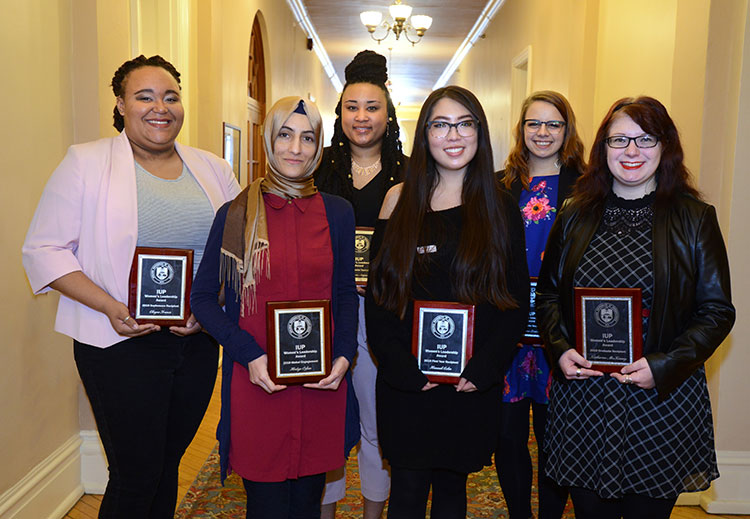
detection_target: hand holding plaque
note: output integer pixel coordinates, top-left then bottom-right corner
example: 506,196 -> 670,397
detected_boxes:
574,287 -> 643,373
128,247 -> 193,326
266,300 -> 332,384
412,301 -> 475,384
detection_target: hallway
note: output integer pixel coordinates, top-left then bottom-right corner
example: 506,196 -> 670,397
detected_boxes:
3,1 -> 749,517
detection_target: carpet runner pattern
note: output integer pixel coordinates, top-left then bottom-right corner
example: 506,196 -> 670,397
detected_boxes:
176,439 -> 575,518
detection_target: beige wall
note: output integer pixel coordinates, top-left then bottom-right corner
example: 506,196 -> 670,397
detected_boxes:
451,0 -> 592,170
0,0 -> 81,493
134,0 -> 339,175
699,0 -> 748,453
452,0 -> 709,174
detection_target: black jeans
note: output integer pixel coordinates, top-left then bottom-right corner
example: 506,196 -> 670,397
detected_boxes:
388,466 -> 468,519
569,487 -> 677,519
74,330 -> 218,518
242,473 -> 326,519
495,398 -> 568,519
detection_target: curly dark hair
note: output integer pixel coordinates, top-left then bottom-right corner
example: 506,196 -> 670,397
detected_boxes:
315,50 -> 404,202
110,55 -> 181,132
573,96 -> 701,211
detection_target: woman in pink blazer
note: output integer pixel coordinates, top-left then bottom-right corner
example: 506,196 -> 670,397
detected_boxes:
23,55 -> 240,518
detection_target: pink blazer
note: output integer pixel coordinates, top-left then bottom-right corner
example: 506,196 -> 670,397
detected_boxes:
22,131 -> 242,347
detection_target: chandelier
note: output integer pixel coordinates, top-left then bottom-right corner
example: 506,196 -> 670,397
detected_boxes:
360,1 -> 433,46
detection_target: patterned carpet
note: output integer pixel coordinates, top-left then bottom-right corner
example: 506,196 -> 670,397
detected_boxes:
176,434 -> 574,518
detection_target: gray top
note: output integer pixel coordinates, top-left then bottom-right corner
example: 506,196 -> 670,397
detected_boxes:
135,161 -> 214,277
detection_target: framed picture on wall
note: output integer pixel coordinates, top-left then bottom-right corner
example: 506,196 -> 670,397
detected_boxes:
223,123 -> 241,182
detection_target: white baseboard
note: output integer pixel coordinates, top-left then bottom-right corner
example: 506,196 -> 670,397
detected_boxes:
79,430 -> 108,494
0,434 -> 83,519
700,450 -> 750,514
676,492 -> 701,506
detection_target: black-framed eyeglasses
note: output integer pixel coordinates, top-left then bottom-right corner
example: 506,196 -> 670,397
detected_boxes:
426,119 -> 479,139
605,134 -> 659,149
523,119 -> 566,134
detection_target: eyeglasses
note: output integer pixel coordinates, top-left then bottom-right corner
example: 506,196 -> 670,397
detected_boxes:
426,119 -> 479,139
605,134 -> 659,149
523,119 -> 566,134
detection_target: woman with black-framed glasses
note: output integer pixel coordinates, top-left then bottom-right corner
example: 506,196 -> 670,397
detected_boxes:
366,85 -> 529,518
497,90 -> 586,519
536,96 -> 734,519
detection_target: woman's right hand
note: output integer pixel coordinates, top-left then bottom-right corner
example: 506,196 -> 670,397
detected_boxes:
248,355 -> 287,394
106,301 -> 160,337
559,348 -> 603,380
49,271 -> 159,338
421,381 -> 439,391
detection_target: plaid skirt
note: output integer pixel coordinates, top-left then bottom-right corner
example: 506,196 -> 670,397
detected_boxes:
544,366 -> 718,499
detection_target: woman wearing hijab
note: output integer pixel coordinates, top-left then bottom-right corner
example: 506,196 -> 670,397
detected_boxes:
191,97 -> 359,518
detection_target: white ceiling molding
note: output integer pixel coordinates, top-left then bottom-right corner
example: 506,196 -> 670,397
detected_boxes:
433,0 -> 507,89
286,0 -> 344,92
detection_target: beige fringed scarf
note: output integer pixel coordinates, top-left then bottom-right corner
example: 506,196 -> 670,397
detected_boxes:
220,97 -> 324,314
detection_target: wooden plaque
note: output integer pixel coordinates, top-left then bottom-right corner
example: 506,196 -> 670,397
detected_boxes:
521,277 -> 540,344
574,287 -> 643,373
412,301 -> 475,384
354,227 -> 375,287
266,299 -> 332,384
128,247 -> 193,326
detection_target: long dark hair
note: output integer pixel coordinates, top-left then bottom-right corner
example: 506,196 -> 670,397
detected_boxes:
573,96 -> 700,211
314,50 -> 404,202
504,90 -> 585,190
371,86 -> 518,317
111,55 -> 181,132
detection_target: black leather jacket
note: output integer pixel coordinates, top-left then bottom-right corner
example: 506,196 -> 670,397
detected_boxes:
536,192 -> 735,400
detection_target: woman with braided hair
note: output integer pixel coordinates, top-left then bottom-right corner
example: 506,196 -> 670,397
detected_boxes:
315,50 -> 407,519
23,55 -> 240,517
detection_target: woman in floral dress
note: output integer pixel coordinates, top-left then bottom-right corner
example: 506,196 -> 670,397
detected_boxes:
495,91 -> 585,519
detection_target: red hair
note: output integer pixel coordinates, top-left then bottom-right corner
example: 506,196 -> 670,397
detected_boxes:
573,96 -> 700,211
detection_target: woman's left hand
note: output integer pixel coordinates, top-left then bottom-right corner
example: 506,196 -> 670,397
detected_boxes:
455,377 -> 477,392
169,314 -> 202,336
304,356 -> 350,390
611,357 -> 655,389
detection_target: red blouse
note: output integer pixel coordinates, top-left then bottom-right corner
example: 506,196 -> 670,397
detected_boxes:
229,192 -> 346,482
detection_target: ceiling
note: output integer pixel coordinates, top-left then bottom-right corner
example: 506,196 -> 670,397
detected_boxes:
301,0 -> 492,107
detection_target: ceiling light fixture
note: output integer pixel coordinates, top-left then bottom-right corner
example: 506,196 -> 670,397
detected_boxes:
360,1 -> 433,46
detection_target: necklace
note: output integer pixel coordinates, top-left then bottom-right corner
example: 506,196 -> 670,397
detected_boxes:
351,157 -> 382,177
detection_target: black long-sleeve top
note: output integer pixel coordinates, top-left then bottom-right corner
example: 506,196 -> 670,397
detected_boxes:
365,193 -> 529,473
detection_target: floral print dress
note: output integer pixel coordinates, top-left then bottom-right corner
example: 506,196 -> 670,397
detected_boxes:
502,175 -> 559,403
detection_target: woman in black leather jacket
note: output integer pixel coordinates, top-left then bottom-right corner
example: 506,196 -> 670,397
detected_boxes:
536,96 -> 734,519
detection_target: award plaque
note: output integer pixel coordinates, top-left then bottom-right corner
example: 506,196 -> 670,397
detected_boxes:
521,277 -> 540,344
128,247 -> 193,326
354,227 -> 375,287
266,300 -> 332,384
574,287 -> 643,372
411,301 -> 475,384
